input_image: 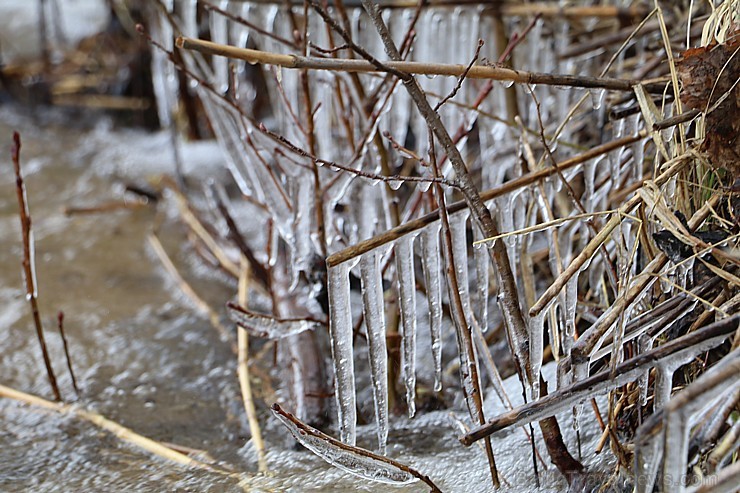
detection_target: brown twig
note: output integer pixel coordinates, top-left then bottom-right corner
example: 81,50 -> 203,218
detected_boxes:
11,131 -> 61,402
176,37 -> 667,93
56,311 -> 79,397
430,129 -> 500,487
258,123 -> 453,188
434,39 -> 484,112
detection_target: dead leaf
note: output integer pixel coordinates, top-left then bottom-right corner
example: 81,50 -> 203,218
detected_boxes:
677,29 -> 740,177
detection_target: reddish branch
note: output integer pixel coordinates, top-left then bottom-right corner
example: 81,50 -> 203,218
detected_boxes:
11,132 -> 61,401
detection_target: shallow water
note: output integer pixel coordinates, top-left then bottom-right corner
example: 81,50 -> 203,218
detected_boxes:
0,108 -> 615,492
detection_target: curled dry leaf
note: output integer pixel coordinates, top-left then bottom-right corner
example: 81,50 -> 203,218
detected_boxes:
677,28 -> 740,177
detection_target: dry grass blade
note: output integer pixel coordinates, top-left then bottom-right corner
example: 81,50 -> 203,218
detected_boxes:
0,384 -> 237,476
572,192 -> 724,365
236,258 -> 268,473
529,152 -> 691,317
147,233 -> 234,349
165,182 -> 240,279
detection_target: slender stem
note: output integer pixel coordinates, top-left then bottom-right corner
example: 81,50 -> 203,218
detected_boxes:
56,312 -> 79,397
147,233 -> 235,351
11,132 -> 61,402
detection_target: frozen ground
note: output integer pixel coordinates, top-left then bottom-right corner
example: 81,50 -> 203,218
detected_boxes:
0,108 -> 619,492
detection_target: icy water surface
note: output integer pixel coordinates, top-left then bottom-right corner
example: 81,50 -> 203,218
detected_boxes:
0,108 -> 614,492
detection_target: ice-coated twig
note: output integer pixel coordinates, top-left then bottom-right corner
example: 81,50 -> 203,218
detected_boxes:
226,303 -> 325,339
461,314 -> 739,445
271,404 -> 441,491
426,127 -> 499,486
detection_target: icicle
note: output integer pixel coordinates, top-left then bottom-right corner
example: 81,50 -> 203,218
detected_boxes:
395,234 -> 417,418
227,303 -> 322,339
357,185 -> 377,241
421,224 -> 443,392
589,89 -> 606,111
653,363 -> 675,410
528,311 -> 546,400
359,251 -> 389,453
181,0 -> 198,38
610,118 -> 626,189
272,405 -> 417,485
149,0 -> 177,128
327,262 -> 356,445
286,336 -> 307,420
450,296 -> 481,425
449,211 -> 471,321
564,272 -> 579,339
637,334 -> 653,406
292,177 -> 314,280
210,1 -> 230,94
473,227 -> 489,333
662,411 -> 689,493
583,157 -> 600,212
497,194 -> 519,272
634,436 -> 662,493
